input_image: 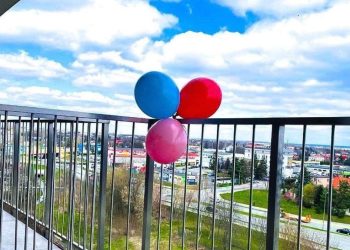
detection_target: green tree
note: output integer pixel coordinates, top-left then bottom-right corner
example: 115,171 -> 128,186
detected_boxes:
224,157 -> 231,170
295,168 -> 312,199
282,177 -> 296,192
254,155 -> 268,180
234,159 -> 251,184
332,181 -> 350,217
209,152 -> 217,170
303,183 -> 316,208
344,158 -> 350,166
314,185 -> 326,213
295,168 -> 311,189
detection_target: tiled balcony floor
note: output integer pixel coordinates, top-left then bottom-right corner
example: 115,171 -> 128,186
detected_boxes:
1,211 -> 60,250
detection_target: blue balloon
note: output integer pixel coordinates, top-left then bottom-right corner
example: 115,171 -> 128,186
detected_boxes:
134,71 -> 179,119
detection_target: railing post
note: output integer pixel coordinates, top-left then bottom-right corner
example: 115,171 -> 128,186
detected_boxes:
266,124 -> 285,250
97,122 -> 108,249
142,121 -> 155,250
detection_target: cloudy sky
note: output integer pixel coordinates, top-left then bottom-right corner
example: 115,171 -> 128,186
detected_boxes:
1,0 -> 350,144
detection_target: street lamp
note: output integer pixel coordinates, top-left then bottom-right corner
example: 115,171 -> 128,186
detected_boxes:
322,189 -> 328,230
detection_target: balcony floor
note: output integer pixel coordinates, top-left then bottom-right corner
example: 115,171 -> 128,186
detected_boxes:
1,211 -> 60,250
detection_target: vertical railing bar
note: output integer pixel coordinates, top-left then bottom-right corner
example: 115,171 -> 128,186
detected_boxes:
228,124 -> 237,250
0,112 -> 7,245
169,163 -> 175,250
211,124 -> 220,250
21,122 -> 25,211
78,123 -> 84,244
0,113 -> 2,229
97,122 -> 108,249
68,118 -> 79,249
6,121 -> 10,204
67,122 -> 74,248
195,124 -> 205,250
83,123 -> 91,250
26,121 -> 30,215
44,122 -> 54,246
25,114 -> 34,250
9,121 -> 12,205
108,121 -> 118,250
39,122 -> 43,222
33,118 -> 40,250
29,121 -> 34,222
14,117 -> 21,250
49,117 -> 58,250
2,117 -> 7,204
156,164 -> 163,250
326,125 -> 335,249
18,122 -> 22,211
43,122 -> 47,222
4,120 -> 8,204
4,120 -> 7,203
89,120 -> 99,250
62,122 -> 67,236
6,121 -> 9,204
56,122 -> 61,235
24,122 -> 28,211
126,122 -> 136,250
18,121 -> 22,211
181,124 -> 190,250
19,122 -> 25,211
247,124 -> 256,250
297,125 -> 307,250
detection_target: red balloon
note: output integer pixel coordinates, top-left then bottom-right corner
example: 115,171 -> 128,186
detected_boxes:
177,77 -> 222,119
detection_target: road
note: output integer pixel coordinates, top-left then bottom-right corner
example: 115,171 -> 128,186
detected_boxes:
161,181 -> 350,249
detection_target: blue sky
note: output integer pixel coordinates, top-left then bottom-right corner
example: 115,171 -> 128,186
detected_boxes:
0,0 -> 350,144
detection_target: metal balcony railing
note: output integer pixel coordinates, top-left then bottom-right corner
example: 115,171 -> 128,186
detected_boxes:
0,104 -> 349,250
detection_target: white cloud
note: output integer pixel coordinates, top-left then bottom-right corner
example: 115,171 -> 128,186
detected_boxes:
158,0 -> 182,2
73,67 -> 139,87
0,0 -> 178,50
145,1 -> 350,80
0,51 -> 68,79
214,0 -> 330,17
64,0 -> 350,126
74,0 -> 350,87
0,85 -> 143,116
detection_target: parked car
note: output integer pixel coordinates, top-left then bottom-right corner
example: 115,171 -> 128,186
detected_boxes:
205,206 -> 218,213
336,228 -> 350,235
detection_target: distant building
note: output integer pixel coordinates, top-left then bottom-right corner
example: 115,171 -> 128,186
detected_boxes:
244,144 -> 271,164
333,176 -> 350,189
309,154 -> 326,162
312,176 -> 329,187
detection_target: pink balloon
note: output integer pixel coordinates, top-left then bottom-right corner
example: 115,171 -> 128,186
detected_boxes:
146,118 -> 187,164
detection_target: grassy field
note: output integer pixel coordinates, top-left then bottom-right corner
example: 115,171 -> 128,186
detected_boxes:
151,208 -> 269,249
221,189 -> 350,224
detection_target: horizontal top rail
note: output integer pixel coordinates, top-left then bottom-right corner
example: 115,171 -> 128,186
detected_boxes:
178,116 -> 350,125
1,104 -> 350,125
0,104 -> 150,123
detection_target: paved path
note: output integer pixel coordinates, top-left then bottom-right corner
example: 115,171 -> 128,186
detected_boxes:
0,211 -> 60,250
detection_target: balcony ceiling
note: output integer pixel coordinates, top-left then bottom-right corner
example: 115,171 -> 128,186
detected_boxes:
0,0 -> 20,17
